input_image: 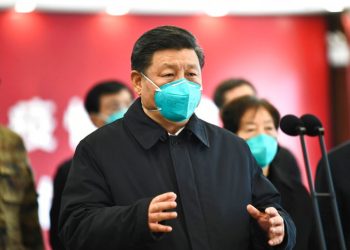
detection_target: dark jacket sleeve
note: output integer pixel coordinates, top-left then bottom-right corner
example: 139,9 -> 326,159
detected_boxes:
315,157 -> 341,249
250,152 -> 296,250
50,159 -> 72,250
58,141 -> 156,250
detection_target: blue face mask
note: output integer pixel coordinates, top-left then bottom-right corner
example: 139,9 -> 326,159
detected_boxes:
104,108 -> 128,124
246,134 -> 278,168
142,73 -> 202,122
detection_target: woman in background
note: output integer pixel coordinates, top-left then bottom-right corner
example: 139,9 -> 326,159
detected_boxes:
222,95 -> 317,250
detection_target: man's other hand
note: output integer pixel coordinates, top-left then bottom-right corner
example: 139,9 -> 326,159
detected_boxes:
247,204 -> 285,246
148,192 -> 178,233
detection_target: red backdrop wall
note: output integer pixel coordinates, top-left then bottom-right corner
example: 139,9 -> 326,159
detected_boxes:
0,11 -> 330,249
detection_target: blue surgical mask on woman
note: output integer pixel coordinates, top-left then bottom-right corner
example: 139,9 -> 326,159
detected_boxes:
246,134 -> 278,168
141,73 -> 202,122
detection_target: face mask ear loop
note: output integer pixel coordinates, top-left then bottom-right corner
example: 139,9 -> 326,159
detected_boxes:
141,72 -> 161,92
140,72 -> 162,112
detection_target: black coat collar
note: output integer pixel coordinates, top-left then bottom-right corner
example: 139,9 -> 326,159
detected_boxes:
123,98 -> 210,149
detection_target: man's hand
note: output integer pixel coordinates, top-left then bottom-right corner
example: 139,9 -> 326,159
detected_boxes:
148,192 -> 178,233
247,204 -> 285,246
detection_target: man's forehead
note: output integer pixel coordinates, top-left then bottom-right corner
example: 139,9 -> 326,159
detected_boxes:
151,49 -> 199,61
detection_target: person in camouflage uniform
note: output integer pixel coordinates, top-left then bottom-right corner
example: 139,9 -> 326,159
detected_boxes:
0,125 -> 43,250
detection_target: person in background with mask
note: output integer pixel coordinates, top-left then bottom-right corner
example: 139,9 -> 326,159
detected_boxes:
222,95 -> 317,250
49,80 -> 134,250
0,125 -> 44,250
213,78 -> 302,183
85,80 -> 135,128
58,25 -> 295,250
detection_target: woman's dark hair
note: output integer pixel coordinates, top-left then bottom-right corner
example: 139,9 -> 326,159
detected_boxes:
221,96 -> 280,133
84,80 -> 133,114
213,78 -> 257,109
131,25 -> 204,73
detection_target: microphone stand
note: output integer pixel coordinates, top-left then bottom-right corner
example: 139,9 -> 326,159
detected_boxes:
317,128 -> 347,250
298,127 -> 327,250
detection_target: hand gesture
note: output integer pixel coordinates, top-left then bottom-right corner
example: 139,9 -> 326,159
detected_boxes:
247,204 -> 285,246
148,192 -> 178,233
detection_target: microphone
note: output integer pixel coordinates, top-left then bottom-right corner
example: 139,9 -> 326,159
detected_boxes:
300,114 -> 324,136
300,114 -> 346,250
280,114 -> 305,136
280,114 -> 327,250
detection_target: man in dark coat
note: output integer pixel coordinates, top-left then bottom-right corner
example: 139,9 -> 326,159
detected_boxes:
59,25 -> 296,250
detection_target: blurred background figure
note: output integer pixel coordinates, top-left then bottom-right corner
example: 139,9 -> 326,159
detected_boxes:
316,140 -> 350,249
84,80 -> 135,128
49,80 -> 134,250
214,78 -> 301,181
0,125 -> 44,249
213,78 -> 257,110
221,96 -> 317,250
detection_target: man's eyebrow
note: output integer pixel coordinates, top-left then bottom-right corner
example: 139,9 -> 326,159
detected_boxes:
159,63 -> 199,69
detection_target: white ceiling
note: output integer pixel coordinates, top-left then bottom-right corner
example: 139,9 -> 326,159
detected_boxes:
0,0 -> 349,16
